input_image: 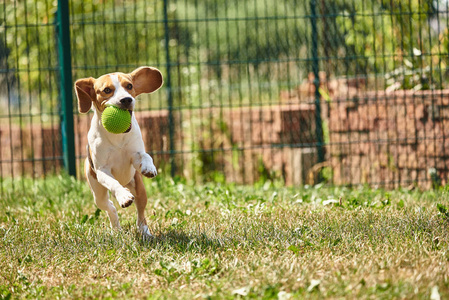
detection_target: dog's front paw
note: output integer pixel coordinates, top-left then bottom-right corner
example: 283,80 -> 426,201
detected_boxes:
141,163 -> 157,178
116,188 -> 135,208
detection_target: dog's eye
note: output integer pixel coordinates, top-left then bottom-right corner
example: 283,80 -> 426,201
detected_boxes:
103,87 -> 112,94
126,84 -> 133,90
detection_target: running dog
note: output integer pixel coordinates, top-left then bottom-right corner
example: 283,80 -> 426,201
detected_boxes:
74,66 -> 163,238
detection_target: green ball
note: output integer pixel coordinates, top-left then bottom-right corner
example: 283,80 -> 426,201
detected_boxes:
101,106 -> 132,134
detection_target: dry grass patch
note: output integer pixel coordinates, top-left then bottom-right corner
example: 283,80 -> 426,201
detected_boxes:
0,176 -> 448,299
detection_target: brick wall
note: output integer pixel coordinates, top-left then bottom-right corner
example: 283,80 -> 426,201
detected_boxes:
173,105 -> 318,184
219,104 -> 317,184
0,105 -> 318,185
0,126 -> 62,176
0,110 -> 170,178
3,91 -> 448,189
328,90 -> 449,188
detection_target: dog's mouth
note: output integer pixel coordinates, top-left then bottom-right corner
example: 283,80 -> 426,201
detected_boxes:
124,110 -> 132,133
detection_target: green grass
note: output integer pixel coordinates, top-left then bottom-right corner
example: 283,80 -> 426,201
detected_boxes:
1,176 -> 449,299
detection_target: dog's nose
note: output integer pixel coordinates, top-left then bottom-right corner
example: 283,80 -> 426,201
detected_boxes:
120,97 -> 133,106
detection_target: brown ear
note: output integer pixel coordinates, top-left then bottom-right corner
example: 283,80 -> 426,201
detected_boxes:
74,77 -> 95,114
130,67 -> 163,96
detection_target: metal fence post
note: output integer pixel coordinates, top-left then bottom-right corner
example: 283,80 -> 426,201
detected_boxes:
163,0 -> 176,177
56,0 -> 76,177
310,0 -> 325,166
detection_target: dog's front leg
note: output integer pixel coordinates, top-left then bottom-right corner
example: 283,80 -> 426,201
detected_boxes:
132,152 -> 157,178
96,169 -> 135,208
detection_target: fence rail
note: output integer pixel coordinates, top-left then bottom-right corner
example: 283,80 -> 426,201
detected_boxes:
1,0 -> 448,192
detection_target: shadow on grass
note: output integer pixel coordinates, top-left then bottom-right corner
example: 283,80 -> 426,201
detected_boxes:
136,228 -> 230,253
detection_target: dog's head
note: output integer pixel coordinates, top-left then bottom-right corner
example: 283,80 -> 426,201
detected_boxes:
74,66 -> 163,114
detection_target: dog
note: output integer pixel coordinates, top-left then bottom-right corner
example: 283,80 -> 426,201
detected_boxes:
74,66 -> 163,238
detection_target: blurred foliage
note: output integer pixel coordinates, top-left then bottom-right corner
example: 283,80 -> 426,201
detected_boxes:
0,0 -> 58,113
174,0 -> 309,71
170,0 -> 310,107
0,0 -> 448,112
69,0 -> 165,78
330,0 -> 448,89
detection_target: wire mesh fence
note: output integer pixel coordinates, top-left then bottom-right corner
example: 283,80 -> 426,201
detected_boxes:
1,0 -> 448,193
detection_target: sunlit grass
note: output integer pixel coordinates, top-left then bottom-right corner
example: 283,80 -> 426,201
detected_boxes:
1,176 -> 448,299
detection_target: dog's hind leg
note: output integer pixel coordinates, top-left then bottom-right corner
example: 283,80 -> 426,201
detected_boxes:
126,171 -> 152,238
85,159 -> 120,229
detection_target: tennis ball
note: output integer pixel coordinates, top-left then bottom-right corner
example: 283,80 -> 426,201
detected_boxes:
101,106 -> 132,134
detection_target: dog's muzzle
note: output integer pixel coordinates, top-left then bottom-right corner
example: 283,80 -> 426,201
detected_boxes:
120,97 -> 133,109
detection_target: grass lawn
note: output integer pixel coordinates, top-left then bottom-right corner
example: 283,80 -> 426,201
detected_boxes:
0,175 -> 448,299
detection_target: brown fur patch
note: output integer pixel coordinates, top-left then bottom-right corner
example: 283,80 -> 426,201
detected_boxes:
92,75 -> 115,112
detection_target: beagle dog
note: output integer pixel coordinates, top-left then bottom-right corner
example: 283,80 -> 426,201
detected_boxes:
74,67 -> 163,238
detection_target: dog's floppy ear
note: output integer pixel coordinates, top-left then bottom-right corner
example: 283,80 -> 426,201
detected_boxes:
74,77 -> 95,114
130,67 -> 163,96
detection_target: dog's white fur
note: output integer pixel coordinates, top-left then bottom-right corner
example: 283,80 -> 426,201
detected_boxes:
74,67 -> 163,238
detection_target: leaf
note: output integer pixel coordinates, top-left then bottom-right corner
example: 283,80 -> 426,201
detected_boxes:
437,204 -> 449,218
431,286 -> 441,300
232,287 -> 250,296
319,87 -> 331,102
278,291 -> 292,300
413,48 -> 422,56
322,199 -> 339,206
288,245 -> 300,254
307,279 -> 321,292
80,215 -> 88,224
437,203 -> 448,214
